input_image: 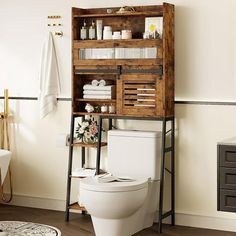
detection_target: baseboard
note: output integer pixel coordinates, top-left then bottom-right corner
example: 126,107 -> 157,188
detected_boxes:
175,212 -> 236,232
4,194 -> 66,212
3,195 -> 236,232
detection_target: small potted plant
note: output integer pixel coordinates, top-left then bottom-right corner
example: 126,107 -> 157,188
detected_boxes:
75,116 -> 98,144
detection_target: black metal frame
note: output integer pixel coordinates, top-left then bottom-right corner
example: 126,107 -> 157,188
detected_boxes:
65,114 -> 175,234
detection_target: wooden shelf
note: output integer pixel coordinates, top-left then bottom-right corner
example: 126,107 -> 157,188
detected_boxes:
73,11 -> 163,18
73,112 -> 116,116
70,169 -> 106,178
69,202 -> 86,211
74,39 -> 162,49
74,59 -> 162,66
75,98 -> 116,103
72,112 -> 174,119
72,141 -> 107,148
70,175 -> 86,179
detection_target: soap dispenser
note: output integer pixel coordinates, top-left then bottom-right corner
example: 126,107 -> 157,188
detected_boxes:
89,21 -> 96,40
80,20 -> 88,40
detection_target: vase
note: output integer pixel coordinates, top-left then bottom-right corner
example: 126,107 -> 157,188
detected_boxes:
82,136 -> 97,144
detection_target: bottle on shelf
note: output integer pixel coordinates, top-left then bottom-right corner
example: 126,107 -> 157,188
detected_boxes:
80,20 -> 88,40
89,21 -> 96,40
108,103 -> 115,114
96,19 -> 103,40
101,104 -> 108,113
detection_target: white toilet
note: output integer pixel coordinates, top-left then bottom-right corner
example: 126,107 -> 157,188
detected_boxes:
80,130 -> 162,236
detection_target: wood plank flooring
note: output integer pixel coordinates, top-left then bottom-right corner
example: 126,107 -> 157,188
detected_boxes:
0,204 -> 235,236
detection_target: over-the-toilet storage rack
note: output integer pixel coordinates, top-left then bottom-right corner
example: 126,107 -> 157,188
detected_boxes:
66,3 -> 175,233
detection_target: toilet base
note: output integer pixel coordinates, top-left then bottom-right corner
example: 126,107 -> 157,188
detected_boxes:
91,181 -> 160,236
92,210 -> 157,236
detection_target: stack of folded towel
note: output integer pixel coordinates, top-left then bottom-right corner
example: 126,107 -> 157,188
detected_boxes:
83,80 -> 115,99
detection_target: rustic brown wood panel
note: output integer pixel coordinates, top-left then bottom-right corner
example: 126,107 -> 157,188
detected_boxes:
117,74 -> 161,116
74,59 -> 162,66
72,4 -> 174,118
74,39 -> 162,49
163,3 -> 175,117
77,5 -> 163,17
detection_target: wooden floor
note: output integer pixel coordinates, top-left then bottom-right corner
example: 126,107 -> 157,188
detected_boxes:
0,204 -> 235,236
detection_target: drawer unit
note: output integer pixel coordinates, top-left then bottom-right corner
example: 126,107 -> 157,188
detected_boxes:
219,190 -> 236,213
220,168 -> 236,190
218,144 -> 236,212
219,145 -> 236,168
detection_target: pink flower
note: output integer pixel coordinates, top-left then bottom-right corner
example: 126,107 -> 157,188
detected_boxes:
89,123 -> 98,136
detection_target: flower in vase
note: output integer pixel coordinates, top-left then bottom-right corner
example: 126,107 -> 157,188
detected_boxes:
75,116 -> 99,143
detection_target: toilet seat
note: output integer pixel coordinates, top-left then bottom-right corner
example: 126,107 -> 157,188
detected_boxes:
80,177 -> 148,192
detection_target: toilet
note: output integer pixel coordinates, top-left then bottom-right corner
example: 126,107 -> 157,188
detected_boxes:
79,130 -> 162,236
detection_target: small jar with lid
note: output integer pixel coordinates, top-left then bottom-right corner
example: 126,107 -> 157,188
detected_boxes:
80,20 -> 88,40
89,21 -> 96,40
121,30 -> 132,39
103,26 -> 112,40
101,104 -> 108,113
108,103 -> 115,114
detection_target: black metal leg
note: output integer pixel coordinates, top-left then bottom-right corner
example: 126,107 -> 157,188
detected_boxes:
171,118 -> 175,226
81,147 -> 85,168
108,118 -> 113,130
81,116 -> 85,167
158,118 -> 167,233
65,114 -> 75,221
96,117 -> 103,175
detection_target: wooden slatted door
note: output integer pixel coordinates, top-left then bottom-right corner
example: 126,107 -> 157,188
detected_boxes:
117,74 -> 163,117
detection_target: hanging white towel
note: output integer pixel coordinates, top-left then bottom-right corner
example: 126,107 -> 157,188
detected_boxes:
38,32 -> 60,119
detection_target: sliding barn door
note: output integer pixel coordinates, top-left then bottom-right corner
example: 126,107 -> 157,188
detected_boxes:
117,74 -> 163,117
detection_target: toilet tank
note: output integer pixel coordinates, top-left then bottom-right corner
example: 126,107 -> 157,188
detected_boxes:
108,130 -> 162,180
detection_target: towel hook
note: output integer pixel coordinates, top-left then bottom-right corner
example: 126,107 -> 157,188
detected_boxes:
54,31 -> 63,37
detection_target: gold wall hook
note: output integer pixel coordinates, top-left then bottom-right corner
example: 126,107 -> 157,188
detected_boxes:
55,31 -> 63,37
48,15 -> 61,19
47,23 -> 62,27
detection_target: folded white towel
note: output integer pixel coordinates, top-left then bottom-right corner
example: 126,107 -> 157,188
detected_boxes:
91,79 -> 99,86
83,90 -> 112,95
83,84 -> 114,91
83,94 -> 112,99
38,32 -> 60,119
98,79 -> 106,86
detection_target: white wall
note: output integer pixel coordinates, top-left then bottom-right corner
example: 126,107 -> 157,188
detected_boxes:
1,0 -> 236,232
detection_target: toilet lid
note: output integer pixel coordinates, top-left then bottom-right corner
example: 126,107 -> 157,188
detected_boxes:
80,177 -> 148,192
